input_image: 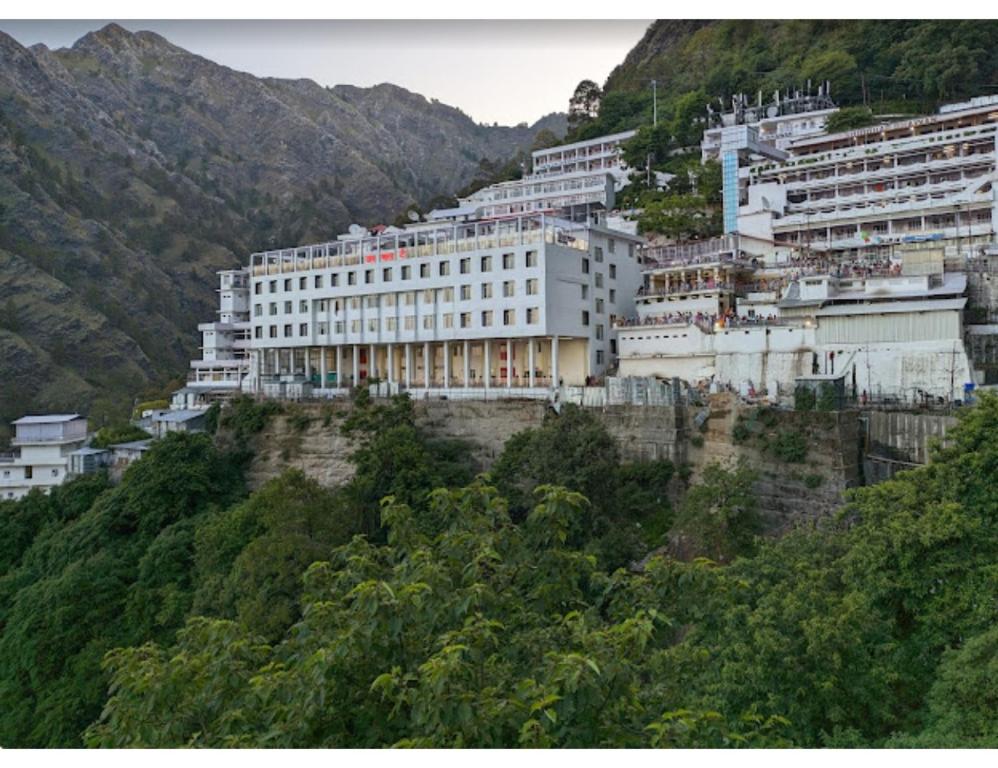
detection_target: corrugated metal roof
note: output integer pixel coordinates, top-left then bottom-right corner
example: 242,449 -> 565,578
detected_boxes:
12,414 -> 83,424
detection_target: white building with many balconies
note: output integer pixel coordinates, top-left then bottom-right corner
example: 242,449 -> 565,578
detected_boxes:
187,269 -> 252,396
730,95 -> 998,259
0,414 -> 88,501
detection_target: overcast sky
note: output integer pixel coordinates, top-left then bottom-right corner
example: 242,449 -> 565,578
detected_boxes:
0,20 -> 651,126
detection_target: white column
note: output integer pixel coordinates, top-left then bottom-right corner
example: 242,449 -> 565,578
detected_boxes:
353,345 -> 360,386
319,347 -> 327,389
552,336 -> 559,387
443,341 -> 450,388
333,346 -> 339,388
463,340 -> 470,388
484,340 -> 491,390
423,342 -> 431,388
404,343 -> 412,388
387,343 -> 394,384
305,347 -> 312,379
369,343 -> 376,379
529,338 -> 536,388
506,338 -> 513,388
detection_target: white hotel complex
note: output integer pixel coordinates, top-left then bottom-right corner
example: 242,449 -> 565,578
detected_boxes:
183,92 -> 998,408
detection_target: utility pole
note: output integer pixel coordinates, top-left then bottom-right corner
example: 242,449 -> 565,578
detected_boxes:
651,79 -> 658,126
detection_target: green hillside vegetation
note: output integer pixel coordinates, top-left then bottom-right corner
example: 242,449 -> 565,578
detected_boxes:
2,391 -> 998,746
563,20 -> 998,238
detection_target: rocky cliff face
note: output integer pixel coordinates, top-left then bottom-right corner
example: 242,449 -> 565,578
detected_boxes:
0,24 -> 565,433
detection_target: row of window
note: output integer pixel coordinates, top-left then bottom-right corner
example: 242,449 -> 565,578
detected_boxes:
253,309 -> 610,340
1,467 -> 59,479
253,279 -> 620,319
254,251 -> 541,295
254,307 -> 544,339
253,279 -> 553,317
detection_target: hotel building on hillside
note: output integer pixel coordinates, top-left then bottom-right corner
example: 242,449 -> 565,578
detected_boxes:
613,93 -> 998,403
616,238 -> 973,402
0,415 -> 88,500
725,94 -> 998,258
446,130 -> 639,225
184,211 -> 643,400
184,269 -> 253,398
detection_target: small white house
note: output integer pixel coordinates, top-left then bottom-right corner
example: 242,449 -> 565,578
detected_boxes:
0,414 -> 89,501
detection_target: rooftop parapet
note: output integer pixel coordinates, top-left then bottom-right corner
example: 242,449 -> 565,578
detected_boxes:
247,213 -> 591,277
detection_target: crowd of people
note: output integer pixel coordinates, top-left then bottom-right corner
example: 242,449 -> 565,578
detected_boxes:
616,307 -> 787,331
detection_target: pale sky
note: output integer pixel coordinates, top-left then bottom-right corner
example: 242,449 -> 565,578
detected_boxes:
0,20 -> 651,126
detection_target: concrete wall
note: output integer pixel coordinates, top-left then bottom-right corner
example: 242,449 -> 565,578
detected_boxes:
684,393 -> 863,530
863,409 -> 957,482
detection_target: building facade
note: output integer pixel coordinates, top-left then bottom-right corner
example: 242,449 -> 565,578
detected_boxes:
187,269 -> 252,393
0,415 -> 88,500
732,95 -> 998,258
241,214 -> 642,397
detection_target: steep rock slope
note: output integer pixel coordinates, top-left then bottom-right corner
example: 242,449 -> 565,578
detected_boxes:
0,24 -> 564,432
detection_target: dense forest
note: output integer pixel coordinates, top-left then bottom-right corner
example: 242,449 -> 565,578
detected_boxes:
2,390 -> 998,747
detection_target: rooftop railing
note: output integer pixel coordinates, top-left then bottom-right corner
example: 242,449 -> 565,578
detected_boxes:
248,214 -> 590,277
643,235 -> 743,268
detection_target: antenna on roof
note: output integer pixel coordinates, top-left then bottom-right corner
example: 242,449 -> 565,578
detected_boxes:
407,210 -> 420,223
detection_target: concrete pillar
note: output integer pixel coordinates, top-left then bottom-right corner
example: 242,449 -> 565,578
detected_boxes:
506,338 -> 513,388
463,340 -> 470,388
552,336 -> 560,387
529,338 -> 536,387
423,341 -> 431,388
387,343 -> 394,384
443,341 -> 450,388
484,340 -> 491,390
353,345 -> 360,386
404,343 -> 412,388
305,347 -> 312,379
319,347 -> 327,388
333,345 -> 339,388
369,343 -> 376,379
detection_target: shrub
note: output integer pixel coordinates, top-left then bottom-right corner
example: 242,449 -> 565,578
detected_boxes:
732,420 -> 751,444
771,430 -> 808,463
803,473 -> 823,489
794,386 -> 816,412
817,382 -> 840,412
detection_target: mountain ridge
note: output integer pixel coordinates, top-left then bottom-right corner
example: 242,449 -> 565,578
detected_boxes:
0,24 -> 565,436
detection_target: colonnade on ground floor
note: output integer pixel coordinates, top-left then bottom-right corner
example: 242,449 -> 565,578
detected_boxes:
253,336 -> 590,389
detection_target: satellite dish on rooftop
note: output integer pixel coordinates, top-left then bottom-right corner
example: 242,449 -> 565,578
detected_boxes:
407,210 -> 420,222
348,223 -> 366,237
761,196 -> 772,211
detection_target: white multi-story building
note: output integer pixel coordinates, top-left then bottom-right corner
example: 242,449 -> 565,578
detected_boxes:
451,171 -> 617,222
531,130 -> 636,181
0,415 -> 88,500
617,243 -> 972,402
442,130 -> 640,225
187,269 -> 252,395
239,213 -> 642,398
729,95 -> 998,258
